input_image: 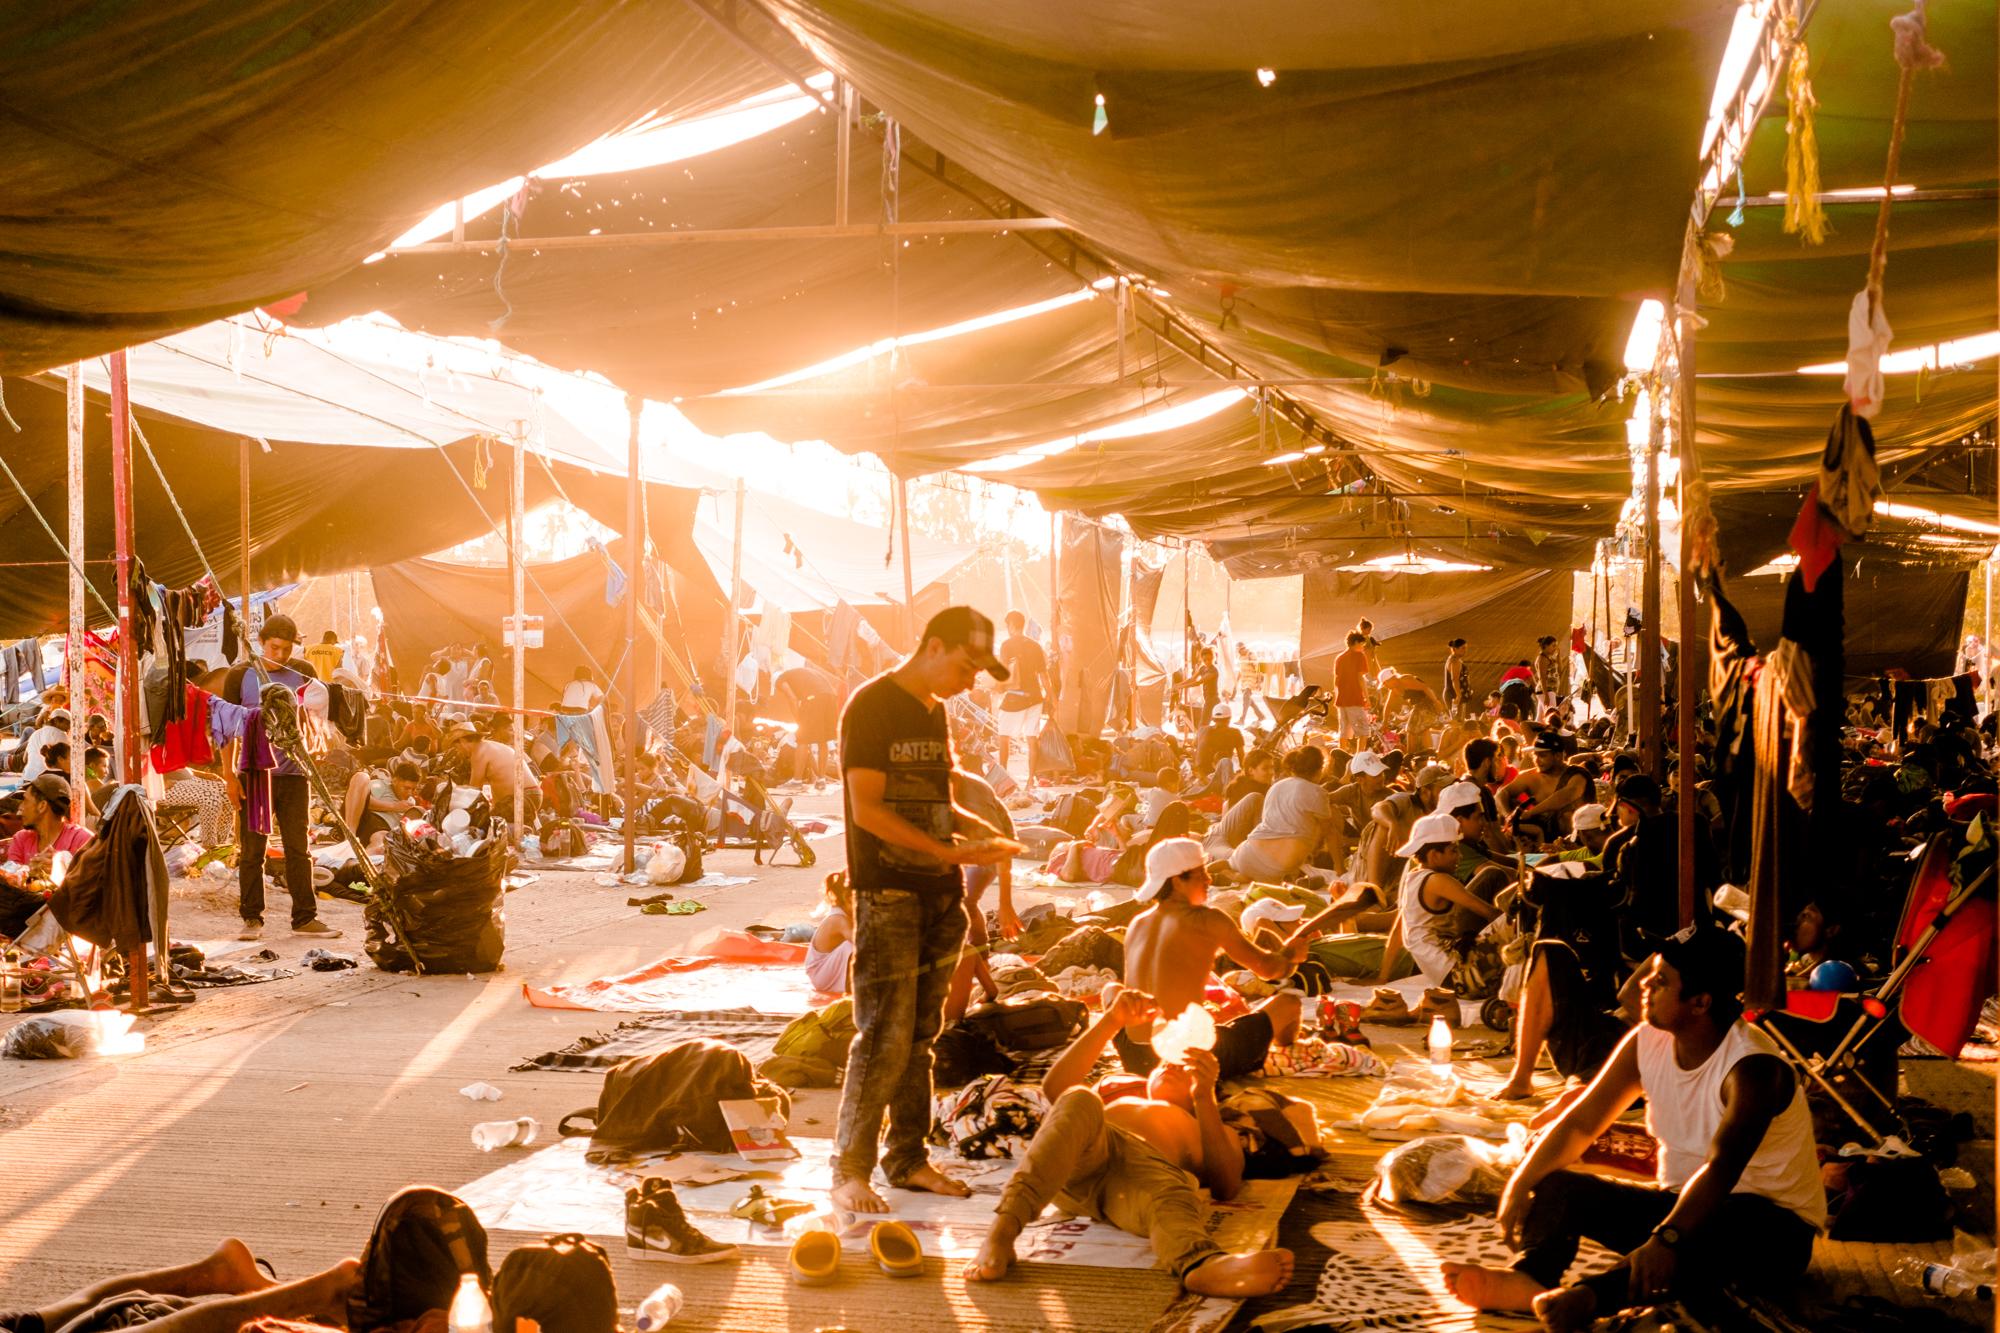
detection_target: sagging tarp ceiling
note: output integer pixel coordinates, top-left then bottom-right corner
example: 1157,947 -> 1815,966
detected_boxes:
1056,518 -> 1124,736
1299,568 -> 1575,697
0,0 -> 792,375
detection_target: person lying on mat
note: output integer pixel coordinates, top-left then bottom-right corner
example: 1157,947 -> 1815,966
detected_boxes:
1442,927 -> 1824,1330
965,988 -> 1294,1296
1118,837 -> 1360,1082
0,1238 -> 357,1333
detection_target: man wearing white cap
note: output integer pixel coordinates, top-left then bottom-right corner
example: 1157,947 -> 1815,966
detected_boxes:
1551,803 -> 1612,867
1120,837 -> 1320,1081
1384,810 -> 1500,990
1325,749 -> 1390,881
1191,703 -> 1243,795
1365,762 -> 1453,887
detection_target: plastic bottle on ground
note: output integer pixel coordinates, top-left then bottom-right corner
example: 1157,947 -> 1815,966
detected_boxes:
1893,1258 -> 1994,1300
1428,1015 -> 1453,1067
470,1116 -> 540,1152
446,1273 -> 493,1333
634,1282 -> 685,1330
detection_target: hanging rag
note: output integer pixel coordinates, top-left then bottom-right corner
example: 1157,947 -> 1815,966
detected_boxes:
1817,405 -> 1881,537
1762,640 -> 1818,811
238,708 -> 277,836
1706,572 -> 1760,884
205,692 -> 255,750
51,785 -> 169,955
150,684 -> 214,772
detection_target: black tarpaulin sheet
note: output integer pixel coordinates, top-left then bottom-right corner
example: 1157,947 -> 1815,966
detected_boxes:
294,118 -> 1082,401
0,375 -> 707,641
1055,518 -> 1123,735
1299,568 -> 1572,698
373,550 -> 646,706
1716,564 -> 1966,682
0,2 -> 780,375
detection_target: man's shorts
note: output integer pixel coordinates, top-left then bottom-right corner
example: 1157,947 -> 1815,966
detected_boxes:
996,700 -> 1043,740
1337,705 -> 1371,736
1112,1010 -> 1276,1082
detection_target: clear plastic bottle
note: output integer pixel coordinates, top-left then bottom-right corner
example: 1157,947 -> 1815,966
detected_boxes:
634,1282 -> 685,1330
1428,1015 -> 1453,1067
1893,1258 -> 1994,1300
1,946 -> 21,1014
446,1273 -> 492,1333
470,1116 -> 540,1152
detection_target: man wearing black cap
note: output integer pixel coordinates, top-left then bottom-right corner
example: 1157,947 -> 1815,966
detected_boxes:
833,607 -> 1016,1214
1444,927 -> 1824,1329
1497,732 -> 1589,844
222,614 -> 339,942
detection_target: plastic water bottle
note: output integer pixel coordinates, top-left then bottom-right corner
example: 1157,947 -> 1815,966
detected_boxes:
1894,1258 -> 1993,1300
634,1282 -> 685,1330
470,1116 -> 540,1152
1428,1015 -> 1453,1067
447,1273 -> 492,1333
0,946 -> 21,1014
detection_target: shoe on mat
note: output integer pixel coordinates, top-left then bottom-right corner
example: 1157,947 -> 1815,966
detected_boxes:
730,1185 -> 812,1228
291,920 -> 343,938
237,921 -> 263,941
1358,993 -> 1413,1025
869,1220 -> 923,1278
626,1180 -> 738,1264
790,1228 -> 842,1286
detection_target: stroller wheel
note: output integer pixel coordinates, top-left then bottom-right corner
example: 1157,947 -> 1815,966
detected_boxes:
1481,997 -> 1514,1034
796,842 -> 817,868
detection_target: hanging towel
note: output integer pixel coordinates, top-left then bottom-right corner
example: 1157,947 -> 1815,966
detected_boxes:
238,709 -> 277,835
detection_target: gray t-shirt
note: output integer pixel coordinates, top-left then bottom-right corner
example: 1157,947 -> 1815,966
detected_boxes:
1247,776 -> 1329,841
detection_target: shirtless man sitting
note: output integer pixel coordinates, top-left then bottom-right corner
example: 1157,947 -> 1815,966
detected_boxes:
1496,733 -> 1588,844
1119,837 -> 1348,1080
965,988 -> 1294,1296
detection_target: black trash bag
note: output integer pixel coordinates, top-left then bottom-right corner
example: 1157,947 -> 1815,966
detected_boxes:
365,821 -> 507,974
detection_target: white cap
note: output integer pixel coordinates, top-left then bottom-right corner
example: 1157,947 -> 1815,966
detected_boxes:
1211,703 -> 1232,720
1348,749 -> 1387,777
1137,836 -> 1208,903
1240,898 -> 1307,933
1377,666 -> 1398,685
1395,810 -> 1463,858
1438,780 -> 1484,815
1570,802 -> 1609,832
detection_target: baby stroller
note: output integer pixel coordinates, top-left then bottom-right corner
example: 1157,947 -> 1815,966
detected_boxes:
1751,813 -> 1996,1146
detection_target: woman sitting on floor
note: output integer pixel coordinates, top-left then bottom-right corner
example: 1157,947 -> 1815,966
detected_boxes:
805,871 -> 853,995
1048,800 -> 1194,888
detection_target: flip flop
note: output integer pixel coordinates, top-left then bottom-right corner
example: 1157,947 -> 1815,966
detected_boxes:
868,1220 -> 923,1278
789,1229 -> 842,1286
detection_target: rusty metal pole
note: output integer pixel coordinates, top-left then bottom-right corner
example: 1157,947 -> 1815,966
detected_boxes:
1639,393 -> 1664,778
1674,282 -> 1700,930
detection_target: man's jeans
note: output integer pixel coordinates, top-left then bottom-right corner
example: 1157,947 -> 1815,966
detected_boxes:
1513,1169 -> 1817,1310
239,773 -> 318,929
834,885 -> 967,1187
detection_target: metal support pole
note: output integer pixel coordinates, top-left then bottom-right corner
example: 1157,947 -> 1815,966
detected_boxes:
834,81 -> 854,227
109,352 -> 140,786
239,439 -> 254,658
623,399 -> 642,872
1673,288 -> 1700,930
723,477 -> 746,733
510,422 -> 526,836
1050,512 -> 1062,721
895,474 -> 916,649
1639,395 -> 1663,778
64,367 -> 85,804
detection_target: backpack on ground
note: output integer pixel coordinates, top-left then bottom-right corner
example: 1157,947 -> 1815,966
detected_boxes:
492,1233 -> 619,1333
558,1038 -> 792,1162
347,1186 -> 491,1332
538,816 -> 587,859
962,995 -> 1087,1051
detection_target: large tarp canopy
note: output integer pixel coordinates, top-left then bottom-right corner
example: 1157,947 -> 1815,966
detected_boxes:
0,1 -> 788,375
1300,567 -> 1575,696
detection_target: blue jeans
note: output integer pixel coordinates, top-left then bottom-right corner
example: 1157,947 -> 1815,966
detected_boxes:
833,886 -> 968,1186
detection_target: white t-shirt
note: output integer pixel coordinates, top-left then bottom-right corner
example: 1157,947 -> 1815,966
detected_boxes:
1636,1021 -> 1827,1228
1246,776 -> 1329,841
20,725 -> 67,780
561,679 -> 604,711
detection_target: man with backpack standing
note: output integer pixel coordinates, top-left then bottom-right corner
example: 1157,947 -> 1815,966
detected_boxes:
833,607 -> 1017,1214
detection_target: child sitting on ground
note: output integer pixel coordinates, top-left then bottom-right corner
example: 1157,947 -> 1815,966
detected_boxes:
804,872 -> 853,996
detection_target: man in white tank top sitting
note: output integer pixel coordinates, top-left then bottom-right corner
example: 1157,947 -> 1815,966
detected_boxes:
1442,926 -> 1824,1330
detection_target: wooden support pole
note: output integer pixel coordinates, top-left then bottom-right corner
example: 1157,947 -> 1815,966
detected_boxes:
1674,284 -> 1700,930
1050,512 -> 1062,721
239,439 -> 254,657
722,478 -> 746,736
510,421 -> 526,836
895,474 -> 916,649
109,352 -> 140,786
623,400 -> 642,872
1639,395 -> 1664,778
834,81 -> 854,227
65,367 -> 85,803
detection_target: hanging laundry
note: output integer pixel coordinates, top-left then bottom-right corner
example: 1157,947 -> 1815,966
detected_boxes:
238,708 -> 278,835
150,685 -> 214,773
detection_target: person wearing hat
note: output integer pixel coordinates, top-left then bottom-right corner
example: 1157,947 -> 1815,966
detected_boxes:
1324,749 -> 1391,884
1497,731 -> 1589,845
833,606 -> 1016,1216
2,772 -> 90,878
1190,702 -> 1243,797
1374,665 -> 1442,741
1550,803 -> 1612,866
1364,762 -> 1453,887
1385,810 -> 1500,990
1445,927 -> 1823,1326
19,707 -> 70,782
1601,774 -> 1720,959
1442,638 -> 1472,718
1119,837 -> 1322,1083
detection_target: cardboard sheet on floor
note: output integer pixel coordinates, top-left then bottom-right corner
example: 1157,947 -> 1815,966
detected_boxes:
524,929 -> 833,1015
457,1136 -> 1295,1269
511,1008 -> 796,1072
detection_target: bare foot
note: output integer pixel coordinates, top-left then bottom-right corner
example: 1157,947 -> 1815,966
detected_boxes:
1184,1249 -> 1295,1297
299,1258 -> 362,1321
1533,1283 -> 1598,1332
1441,1261 -> 1543,1311
896,1163 -> 972,1199
964,1218 -> 1021,1282
1491,1076 -> 1541,1102
191,1238 -> 271,1295
832,1178 -> 890,1214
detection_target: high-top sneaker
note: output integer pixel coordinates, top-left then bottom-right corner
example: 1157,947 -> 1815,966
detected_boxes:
625,1178 -> 739,1264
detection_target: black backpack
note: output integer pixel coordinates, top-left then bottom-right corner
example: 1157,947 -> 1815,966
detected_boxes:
347,1186 -> 491,1331
558,1038 -> 791,1162
492,1233 -> 618,1333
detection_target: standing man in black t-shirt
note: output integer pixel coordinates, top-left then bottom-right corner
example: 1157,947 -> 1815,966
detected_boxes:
834,607 -> 1016,1213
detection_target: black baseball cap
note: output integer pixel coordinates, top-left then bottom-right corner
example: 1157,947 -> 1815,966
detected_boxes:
27,772 -> 71,815
920,607 -> 1009,681
1657,924 -> 1746,1007
260,614 -> 299,644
